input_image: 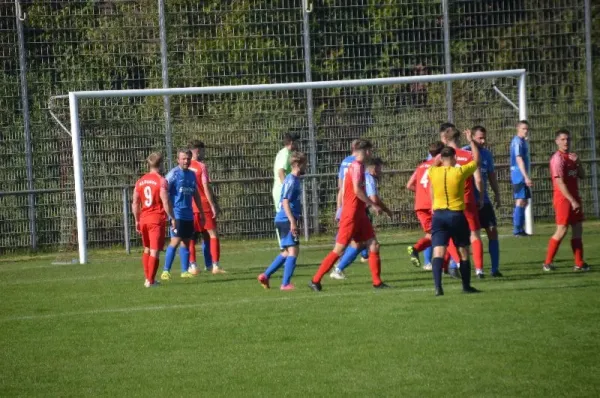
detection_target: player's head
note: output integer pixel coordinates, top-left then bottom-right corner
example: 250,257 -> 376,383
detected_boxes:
440,123 -> 460,145
177,149 -> 192,170
283,133 -> 299,151
516,120 -> 529,139
350,139 -> 361,154
440,146 -> 457,166
366,157 -> 384,179
188,140 -> 205,161
555,129 -> 571,152
472,125 -> 487,147
147,152 -> 163,172
428,141 -> 444,158
353,139 -> 373,163
290,151 -> 308,175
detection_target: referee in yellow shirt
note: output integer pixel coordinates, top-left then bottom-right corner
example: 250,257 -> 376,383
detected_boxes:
428,129 -> 481,296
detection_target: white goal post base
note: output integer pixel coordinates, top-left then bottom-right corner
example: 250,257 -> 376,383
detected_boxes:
63,69 -> 530,264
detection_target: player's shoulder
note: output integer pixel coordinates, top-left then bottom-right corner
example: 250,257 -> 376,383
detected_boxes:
454,148 -> 472,162
343,155 -> 355,163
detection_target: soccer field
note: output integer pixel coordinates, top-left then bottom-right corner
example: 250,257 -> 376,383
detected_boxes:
1,224 -> 599,397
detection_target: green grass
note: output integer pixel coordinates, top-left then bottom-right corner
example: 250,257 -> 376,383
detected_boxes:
1,224 -> 600,397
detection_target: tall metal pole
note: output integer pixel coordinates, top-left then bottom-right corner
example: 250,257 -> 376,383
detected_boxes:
442,0 -> 453,123
14,0 -> 36,250
69,93 -> 87,264
584,0 -> 599,217
302,0 -> 318,236
122,187 -> 131,254
518,73 -> 533,235
158,0 -> 173,169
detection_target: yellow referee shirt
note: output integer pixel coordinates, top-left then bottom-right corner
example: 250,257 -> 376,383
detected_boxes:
428,161 -> 478,211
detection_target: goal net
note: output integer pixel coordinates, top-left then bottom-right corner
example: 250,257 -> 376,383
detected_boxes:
48,70 -> 528,264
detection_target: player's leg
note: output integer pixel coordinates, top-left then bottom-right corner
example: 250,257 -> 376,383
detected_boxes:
480,203 -> 501,277
366,238 -> 387,288
140,223 -> 151,285
178,220 -> 197,278
452,212 -> 479,293
446,238 -> 460,277
430,211 -> 449,295
570,221 -> 589,271
408,210 -> 432,268
146,222 -> 165,285
331,240 -> 363,279
281,244 -> 299,290
259,221 -> 292,288
161,221 -> 181,280
188,213 -> 202,274
544,201 -> 569,271
465,203 -> 484,278
201,231 -> 213,270
423,246 -> 433,270
207,223 -> 226,274
513,184 -> 529,236
310,220 -> 351,290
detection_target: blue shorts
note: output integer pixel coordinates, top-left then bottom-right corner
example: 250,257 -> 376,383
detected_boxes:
276,221 -> 300,249
513,183 -> 531,200
431,210 -> 470,248
478,202 -> 497,229
170,219 -> 194,239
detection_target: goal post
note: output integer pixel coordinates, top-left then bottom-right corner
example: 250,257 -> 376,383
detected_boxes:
62,69 -> 528,264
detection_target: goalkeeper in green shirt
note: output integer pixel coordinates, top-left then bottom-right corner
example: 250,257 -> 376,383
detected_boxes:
272,133 -> 299,209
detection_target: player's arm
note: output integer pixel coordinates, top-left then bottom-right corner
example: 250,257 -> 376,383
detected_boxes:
513,140 -> 532,186
406,171 -> 417,191
369,193 -> 392,217
351,170 -> 380,213
489,171 -> 501,208
336,177 -> 344,211
159,180 -> 175,221
282,198 -> 298,236
570,153 -> 585,178
131,188 -> 141,232
192,186 -> 206,225
201,165 -> 219,217
555,177 -> 579,210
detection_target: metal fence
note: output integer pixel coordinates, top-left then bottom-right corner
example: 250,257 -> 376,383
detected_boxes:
0,0 -> 598,252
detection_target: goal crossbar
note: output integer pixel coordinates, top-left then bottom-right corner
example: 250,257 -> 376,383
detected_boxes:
62,69 -> 529,264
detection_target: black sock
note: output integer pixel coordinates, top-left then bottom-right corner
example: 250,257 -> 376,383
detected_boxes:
459,260 -> 471,289
432,257 -> 444,289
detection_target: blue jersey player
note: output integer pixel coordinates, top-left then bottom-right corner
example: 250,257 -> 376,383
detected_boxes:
161,149 -> 204,280
258,152 -> 308,290
329,157 -> 392,280
335,139 -> 359,221
463,126 -> 503,277
510,120 -> 532,236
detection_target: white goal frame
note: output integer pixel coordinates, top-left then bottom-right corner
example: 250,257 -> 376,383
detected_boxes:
60,69 -> 529,264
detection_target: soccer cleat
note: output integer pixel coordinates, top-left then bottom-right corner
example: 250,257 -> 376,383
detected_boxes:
513,231 -> 531,238
360,256 -> 368,263
189,263 -> 200,275
573,263 -> 590,272
308,280 -> 322,292
212,265 -> 227,275
543,263 -> 556,272
160,271 -> 171,281
373,282 -> 392,289
448,268 -> 461,279
435,287 -> 444,296
490,271 -> 503,278
144,280 -> 152,288
257,273 -> 270,289
280,284 -> 295,291
422,263 -> 432,271
407,246 -> 421,267
462,286 -> 481,294
181,271 -> 196,278
476,271 -> 485,279
329,269 -> 347,280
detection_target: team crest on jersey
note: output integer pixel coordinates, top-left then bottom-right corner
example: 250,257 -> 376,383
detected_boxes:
568,170 -> 577,177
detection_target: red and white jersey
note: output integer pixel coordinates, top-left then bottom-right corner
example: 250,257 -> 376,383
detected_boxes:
550,151 -> 580,201
189,159 -> 211,213
340,161 -> 366,219
135,172 -> 167,224
412,159 -> 435,210
454,148 -> 476,203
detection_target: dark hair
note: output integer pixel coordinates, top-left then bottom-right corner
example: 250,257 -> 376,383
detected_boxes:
354,139 -> 373,151
366,157 -> 384,168
472,125 -> 487,135
290,151 -> 307,166
178,148 -> 192,157
555,129 -> 570,138
517,120 -> 529,127
439,122 -> 456,132
188,140 -> 205,150
350,139 -> 361,151
440,122 -> 460,142
283,133 -> 299,146
440,146 -> 456,158
428,141 -> 444,157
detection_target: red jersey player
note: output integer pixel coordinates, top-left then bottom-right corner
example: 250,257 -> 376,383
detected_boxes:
309,139 -> 388,291
188,140 -> 226,275
406,141 -> 444,269
132,152 -> 174,287
543,129 -> 589,272
439,123 -> 486,278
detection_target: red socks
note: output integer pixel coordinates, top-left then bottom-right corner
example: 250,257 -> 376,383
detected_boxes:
413,237 -> 432,252
313,251 -> 340,283
571,238 -> 584,266
447,240 -> 460,264
472,239 -> 484,271
189,240 -> 197,263
142,253 -> 150,281
545,238 -> 561,265
210,237 -> 220,263
368,252 -> 382,286
150,255 -> 159,282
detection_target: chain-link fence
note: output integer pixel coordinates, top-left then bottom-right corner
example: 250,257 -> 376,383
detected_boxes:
0,0 -> 598,252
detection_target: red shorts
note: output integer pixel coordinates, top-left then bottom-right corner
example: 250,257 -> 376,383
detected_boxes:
140,221 -> 165,250
464,201 -> 481,231
554,199 -> 584,225
193,211 -> 217,233
415,209 -> 432,233
336,212 -> 375,246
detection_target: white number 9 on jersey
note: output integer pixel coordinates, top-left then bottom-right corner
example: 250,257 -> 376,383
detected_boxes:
143,186 -> 153,207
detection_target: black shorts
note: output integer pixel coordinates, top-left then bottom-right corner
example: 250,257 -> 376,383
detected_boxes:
170,219 -> 195,240
431,210 -> 470,248
478,202 -> 497,229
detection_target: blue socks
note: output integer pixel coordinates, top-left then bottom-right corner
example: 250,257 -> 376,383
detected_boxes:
360,248 -> 369,260
282,256 -> 297,286
265,254 -> 286,277
489,239 -> 500,273
513,206 -> 525,234
164,245 -> 176,272
179,246 -> 190,273
202,239 -> 212,269
423,246 -> 433,265
337,246 -> 361,271
449,259 -> 458,270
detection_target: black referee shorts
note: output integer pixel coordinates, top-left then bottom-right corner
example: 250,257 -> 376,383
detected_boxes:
431,209 -> 470,248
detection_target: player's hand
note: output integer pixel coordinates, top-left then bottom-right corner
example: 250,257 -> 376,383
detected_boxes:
525,177 -> 533,187
494,193 -> 501,209
479,197 -> 485,210
135,221 -> 141,234
290,220 -> 298,237
464,129 -> 473,143
570,199 -> 581,212
371,204 -> 383,215
211,204 -> 219,219
568,153 -> 579,163
170,219 -> 176,230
